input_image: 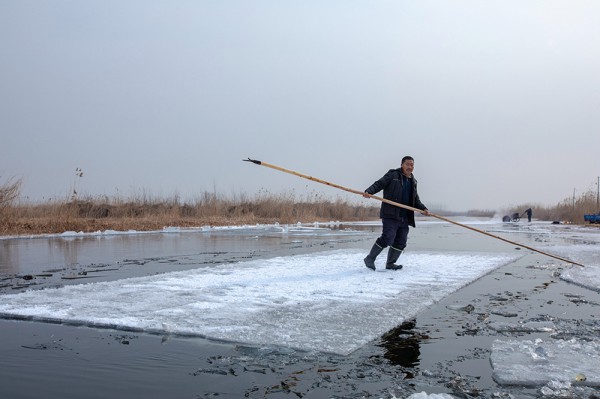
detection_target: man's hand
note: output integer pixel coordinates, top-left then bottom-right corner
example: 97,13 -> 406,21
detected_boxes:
362,192 -> 371,198
423,209 -> 430,216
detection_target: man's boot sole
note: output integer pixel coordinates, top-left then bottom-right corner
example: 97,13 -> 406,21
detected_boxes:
385,264 -> 403,270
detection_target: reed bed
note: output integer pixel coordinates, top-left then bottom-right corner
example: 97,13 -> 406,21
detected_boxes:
1,177 -> 598,236
0,188 -> 380,236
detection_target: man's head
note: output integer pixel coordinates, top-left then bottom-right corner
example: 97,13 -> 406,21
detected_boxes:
401,156 -> 415,177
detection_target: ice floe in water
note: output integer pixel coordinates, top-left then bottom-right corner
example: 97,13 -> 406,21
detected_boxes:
0,249 -> 518,355
488,320 -> 555,333
560,264 -> 600,293
490,338 -> 600,387
404,393 -> 456,399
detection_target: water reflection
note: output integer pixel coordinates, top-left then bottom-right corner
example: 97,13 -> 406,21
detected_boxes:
0,240 -> 18,273
50,237 -> 81,268
378,319 -> 424,369
0,226 -> 373,278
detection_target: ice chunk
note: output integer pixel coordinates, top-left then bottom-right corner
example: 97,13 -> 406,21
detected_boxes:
405,392 -> 456,399
488,321 -> 555,333
560,264 -> 600,293
60,231 -> 84,237
490,338 -> 600,386
0,249 -> 517,355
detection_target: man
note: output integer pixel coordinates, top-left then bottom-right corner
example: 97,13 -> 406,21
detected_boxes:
525,208 -> 532,222
362,156 -> 429,271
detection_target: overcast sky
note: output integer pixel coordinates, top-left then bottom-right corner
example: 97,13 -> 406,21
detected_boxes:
2,1 -> 599,212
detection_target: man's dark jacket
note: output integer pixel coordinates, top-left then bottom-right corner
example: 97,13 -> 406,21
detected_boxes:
365,168 -> 427,227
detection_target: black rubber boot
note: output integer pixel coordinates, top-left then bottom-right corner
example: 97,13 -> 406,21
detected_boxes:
364,241 -> 384,270
385,247 -> 403,270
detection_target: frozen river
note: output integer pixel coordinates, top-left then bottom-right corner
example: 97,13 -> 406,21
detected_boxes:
1,218 -> 599,398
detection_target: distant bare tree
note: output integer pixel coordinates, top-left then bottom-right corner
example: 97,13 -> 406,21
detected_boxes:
0,177 -> 22,212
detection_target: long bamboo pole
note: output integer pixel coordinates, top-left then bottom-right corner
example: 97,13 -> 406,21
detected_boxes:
244,158 -> 584,267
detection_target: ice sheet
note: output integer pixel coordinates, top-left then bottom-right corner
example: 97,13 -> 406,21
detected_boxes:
560,264 -> 600,293
0,249 -> 517,355
543,241 -> 600,292
490,338 -> 600,387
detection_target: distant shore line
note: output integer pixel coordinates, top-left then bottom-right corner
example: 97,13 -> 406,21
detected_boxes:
1,187 -> 598,236
0,194 -> 490,236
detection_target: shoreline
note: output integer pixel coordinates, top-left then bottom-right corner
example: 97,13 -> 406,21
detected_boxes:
0,215 -> 296,236
2,212 -> 598,238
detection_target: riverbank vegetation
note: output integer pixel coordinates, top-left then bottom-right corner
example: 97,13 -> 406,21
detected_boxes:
1,177 -> 598,236
1,180 -> 381,235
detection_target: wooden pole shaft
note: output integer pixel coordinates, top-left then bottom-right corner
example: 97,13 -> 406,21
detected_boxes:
244,158 -> 584,267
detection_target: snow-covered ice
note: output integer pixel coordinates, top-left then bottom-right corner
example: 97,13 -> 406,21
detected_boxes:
0,249 -> 518,355
491,338 -> 600,387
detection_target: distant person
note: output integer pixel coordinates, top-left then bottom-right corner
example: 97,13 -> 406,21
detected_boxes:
362,156 -> 429,271
525,208 -> 532,222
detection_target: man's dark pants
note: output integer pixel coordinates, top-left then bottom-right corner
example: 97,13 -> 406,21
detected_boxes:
378,217 -> 409,250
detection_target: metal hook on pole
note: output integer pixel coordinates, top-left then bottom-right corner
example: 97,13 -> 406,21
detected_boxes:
243,158 -> 584,267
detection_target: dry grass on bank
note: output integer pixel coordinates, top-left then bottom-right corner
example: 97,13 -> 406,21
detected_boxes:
2,176 -> 599,236
0,190 -> 380,236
